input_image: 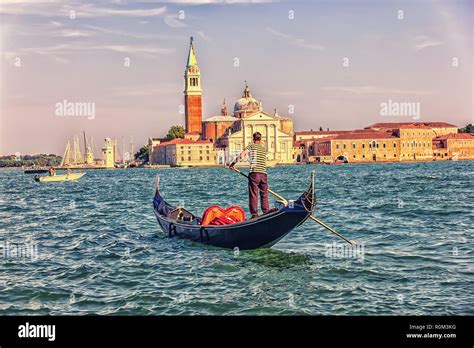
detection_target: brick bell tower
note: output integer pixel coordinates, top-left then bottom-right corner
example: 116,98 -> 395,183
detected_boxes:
184,37 -> 202,134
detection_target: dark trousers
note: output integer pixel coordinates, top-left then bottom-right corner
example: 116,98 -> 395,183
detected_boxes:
248,172 -> 270,218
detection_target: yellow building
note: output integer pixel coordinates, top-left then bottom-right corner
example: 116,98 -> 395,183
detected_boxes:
433,133 -> 474,160
316,132 -> 401,163
396,125 -> 433,161
299,122 -> 470,164
367,122 -> 458,138
156,138 -> 217,167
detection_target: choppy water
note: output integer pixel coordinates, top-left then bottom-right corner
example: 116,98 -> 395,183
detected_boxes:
0,161 -> 473,315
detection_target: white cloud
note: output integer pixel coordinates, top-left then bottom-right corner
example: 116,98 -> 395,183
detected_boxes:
266,27 -> 325,51
413,35 -> 443,51
3,43 -> 176,60
55,29 -> 95,38
164,15 -> 187,28
0,2 -> 167,17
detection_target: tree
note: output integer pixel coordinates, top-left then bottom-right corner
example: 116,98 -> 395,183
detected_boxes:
166,125 -> 186,140
319,126 -> 323,131
459,124 -> 473,133
134,145 -> 149,162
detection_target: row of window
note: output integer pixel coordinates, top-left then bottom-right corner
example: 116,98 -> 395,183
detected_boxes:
401,131 -> 431,137
335,142 -> 397,150
181,150 -> 210,155
402,141 -> 430,148
180,145 -> 210,149
352,154 -> 397,159
180,156 -> 215,161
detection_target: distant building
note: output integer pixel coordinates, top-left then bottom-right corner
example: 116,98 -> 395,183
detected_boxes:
205,85 -> 294,165
366,122 -> 458,138
297,122 -> 473,163
155,138 -> 216,166
152,37 -> 294,167
102,138 -> 115,168
432,133 -> 474,160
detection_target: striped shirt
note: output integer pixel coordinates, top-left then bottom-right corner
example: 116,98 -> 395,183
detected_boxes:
245,143 -> 267,173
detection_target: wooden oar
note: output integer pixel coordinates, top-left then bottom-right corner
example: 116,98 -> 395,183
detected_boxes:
230,166 -> 357,246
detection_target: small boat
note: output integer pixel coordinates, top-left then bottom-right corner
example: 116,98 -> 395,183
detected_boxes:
152,173 -> 316,250
24,168 -> 48,174
34,172 -> 85,182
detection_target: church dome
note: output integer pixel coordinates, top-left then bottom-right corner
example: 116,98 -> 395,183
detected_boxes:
234,83 -> 262,117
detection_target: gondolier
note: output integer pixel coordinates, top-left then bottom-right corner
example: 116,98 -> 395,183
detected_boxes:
229,132 -> 270,219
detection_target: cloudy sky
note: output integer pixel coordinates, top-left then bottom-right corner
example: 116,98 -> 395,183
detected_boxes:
0,0 -> 472,155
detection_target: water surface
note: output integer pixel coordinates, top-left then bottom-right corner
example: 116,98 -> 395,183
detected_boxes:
0,161 -> 472,315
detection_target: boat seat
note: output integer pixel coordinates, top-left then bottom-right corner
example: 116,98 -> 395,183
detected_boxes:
168,207 -> 196,222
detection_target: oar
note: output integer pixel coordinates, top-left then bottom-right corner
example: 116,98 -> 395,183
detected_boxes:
230,166 -> 357,246
307,215 -> 356,245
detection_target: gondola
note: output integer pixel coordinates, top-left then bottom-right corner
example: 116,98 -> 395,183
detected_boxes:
152,173 -> 316,250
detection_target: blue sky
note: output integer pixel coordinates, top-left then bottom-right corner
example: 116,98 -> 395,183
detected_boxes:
0,0 -> 472,155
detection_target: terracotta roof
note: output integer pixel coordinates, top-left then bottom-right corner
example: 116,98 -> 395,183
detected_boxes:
397,124 -> 432,129
203,115 -> 237,122
159,138 -> 211,147
367,122 -> 457,129
293,140 -> 306,147
295,130 -> 352,135
313,135 -> 339,141
434,133 -> 474,140
333,131 -> 397,140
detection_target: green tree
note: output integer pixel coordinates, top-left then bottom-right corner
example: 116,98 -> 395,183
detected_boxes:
134,145 -> 149,162
166,125 -> 186,140
459,124 -> 473,133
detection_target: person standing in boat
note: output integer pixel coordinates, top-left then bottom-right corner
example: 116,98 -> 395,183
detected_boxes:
229,132 -> 270,219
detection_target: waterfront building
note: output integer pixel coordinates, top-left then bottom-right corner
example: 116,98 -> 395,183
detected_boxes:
396,124 -> 433,161
102,138 -> 116,168
206,86 -> 294,165
367,122 -> 458,138
152,38 -> 294,167
155,138 -> 216,166
148,138 -> 163,164
301,123 -> 472,163
432,133 -> 474,160
151,39 -> 472,166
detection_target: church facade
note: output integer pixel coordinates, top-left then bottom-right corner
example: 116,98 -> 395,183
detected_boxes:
150,38 -> 295,166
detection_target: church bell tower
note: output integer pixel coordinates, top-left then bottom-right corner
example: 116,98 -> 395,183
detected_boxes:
184,37 -> 202,134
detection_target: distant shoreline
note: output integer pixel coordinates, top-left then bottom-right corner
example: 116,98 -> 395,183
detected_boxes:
1,159 -> 472,171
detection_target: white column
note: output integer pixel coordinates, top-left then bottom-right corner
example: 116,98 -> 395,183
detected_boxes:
265,124 -> 270,152
274,124 -> 278,157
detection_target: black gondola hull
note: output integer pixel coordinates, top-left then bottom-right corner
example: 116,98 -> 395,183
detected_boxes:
152,174 -> 316,250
